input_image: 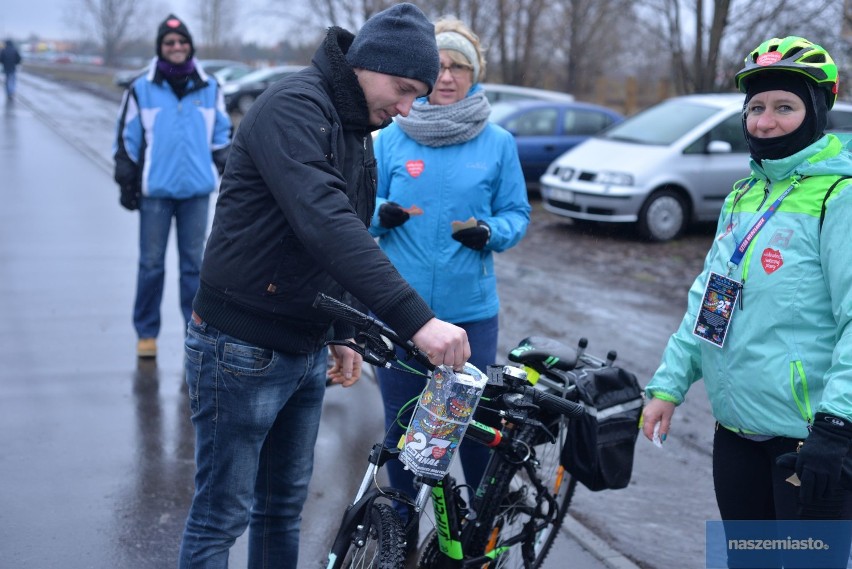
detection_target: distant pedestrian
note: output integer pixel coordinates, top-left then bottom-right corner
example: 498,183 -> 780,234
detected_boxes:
113,14 -> 231,359
1,39 -> 22,101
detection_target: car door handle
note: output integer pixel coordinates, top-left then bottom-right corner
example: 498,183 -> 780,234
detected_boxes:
544,145 -> 555,151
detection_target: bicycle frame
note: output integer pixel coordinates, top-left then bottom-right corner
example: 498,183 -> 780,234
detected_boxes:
314,293 -> 586,569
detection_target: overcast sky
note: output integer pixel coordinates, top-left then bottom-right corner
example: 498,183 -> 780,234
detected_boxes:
0,0 -> 296,46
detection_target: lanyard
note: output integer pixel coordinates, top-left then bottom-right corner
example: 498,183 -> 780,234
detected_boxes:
729,178 -> 798,267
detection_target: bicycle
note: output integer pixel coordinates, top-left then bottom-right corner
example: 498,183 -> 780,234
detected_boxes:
314,293 -> 613,569
428,336 -> 618,568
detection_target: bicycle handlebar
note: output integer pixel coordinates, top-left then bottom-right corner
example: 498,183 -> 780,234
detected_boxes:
529,387 -> 585,418
312,293 -> 434,370
313,293 -> 585,421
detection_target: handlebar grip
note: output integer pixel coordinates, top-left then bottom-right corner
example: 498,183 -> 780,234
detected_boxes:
313,293 -> 434,370
530,388 -> 585,418
313,293 -> 374,330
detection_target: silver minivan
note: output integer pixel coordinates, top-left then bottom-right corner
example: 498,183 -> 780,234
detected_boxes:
540,93 -> 852,241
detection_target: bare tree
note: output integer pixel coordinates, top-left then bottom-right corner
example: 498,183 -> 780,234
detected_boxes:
196,0 -> 239,58
67,0 -> 167,66
74,0 -> 142,66
637,0 -> 844,96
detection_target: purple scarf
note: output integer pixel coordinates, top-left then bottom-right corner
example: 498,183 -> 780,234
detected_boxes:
156,58 -> 196,79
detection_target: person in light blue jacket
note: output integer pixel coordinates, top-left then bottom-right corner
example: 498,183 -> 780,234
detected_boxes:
113,14 -> 231,358
642,36 -> 852,567
369,16 -> 530,547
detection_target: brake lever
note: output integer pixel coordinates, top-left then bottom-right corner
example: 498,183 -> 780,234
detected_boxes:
325,340 -> 391,368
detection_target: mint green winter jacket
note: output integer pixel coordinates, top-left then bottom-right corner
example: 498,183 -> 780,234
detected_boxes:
645,133 -> 852,439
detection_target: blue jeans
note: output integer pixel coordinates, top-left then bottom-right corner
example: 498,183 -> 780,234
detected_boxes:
4,71 -> 15,98
376,314 -> 499,520
179,317 -> 327,568
134,195 -> 209,338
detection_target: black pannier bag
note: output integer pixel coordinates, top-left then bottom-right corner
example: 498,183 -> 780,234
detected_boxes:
561,365 -> 643,491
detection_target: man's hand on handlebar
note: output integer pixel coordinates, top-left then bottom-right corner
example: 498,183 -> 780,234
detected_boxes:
327,341 -> 363,387
411,318 -> 470,371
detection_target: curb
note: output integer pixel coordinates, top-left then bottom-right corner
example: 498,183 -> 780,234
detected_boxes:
563,513 -> 642,569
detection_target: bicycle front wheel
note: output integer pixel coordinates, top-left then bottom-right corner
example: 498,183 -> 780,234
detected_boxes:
328,503 -> 406,569
465,417 -> 577,568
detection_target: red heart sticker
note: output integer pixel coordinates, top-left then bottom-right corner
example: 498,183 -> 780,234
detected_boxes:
761,248 -> 783,274
756,52 -> 783,66
431,446 -> 447,460
406,160 -> 425,178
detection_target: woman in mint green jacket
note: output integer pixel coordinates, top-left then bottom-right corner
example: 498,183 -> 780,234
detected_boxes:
642,36 -> 852,562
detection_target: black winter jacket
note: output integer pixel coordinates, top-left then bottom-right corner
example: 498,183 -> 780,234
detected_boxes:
194,26 -> 434,353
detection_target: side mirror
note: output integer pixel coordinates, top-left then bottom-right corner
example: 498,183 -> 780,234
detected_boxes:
707,140 -> 733,154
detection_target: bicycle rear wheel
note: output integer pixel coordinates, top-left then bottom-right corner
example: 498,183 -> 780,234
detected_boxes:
464,418 -> 577,568
328,502 -> 406,569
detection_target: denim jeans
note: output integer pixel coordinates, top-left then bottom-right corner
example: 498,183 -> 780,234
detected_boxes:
376,314 -> 499,520
134,195 -> 209,338
179,317 -> 327,568
4,71 -> 16,98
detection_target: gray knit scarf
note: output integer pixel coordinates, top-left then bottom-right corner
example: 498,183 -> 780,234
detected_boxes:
396,90 -> 491,147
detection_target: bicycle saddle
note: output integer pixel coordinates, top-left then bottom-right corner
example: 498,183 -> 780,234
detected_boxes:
508,336 -> 579,371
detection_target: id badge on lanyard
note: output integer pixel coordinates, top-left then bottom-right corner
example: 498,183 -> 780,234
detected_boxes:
691,177 -> 797,348
693,272 -> 741,348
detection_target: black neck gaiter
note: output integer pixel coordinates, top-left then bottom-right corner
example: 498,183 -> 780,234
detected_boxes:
742,71 -> 827,163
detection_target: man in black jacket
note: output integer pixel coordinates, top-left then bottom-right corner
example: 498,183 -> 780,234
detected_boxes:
1,39 -> 22,101
179,4 -> 470,567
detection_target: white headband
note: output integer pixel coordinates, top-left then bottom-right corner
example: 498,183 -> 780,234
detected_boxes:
435,31 -> 480,82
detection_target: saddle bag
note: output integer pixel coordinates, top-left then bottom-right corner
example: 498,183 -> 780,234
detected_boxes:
561,365 -> 643,491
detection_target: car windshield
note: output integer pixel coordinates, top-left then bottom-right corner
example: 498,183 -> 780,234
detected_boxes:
602,99 -> 721,145
488,102 -> 519,123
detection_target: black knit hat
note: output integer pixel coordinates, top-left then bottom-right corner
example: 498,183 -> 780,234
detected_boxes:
345,3 -> 439,94
156,14 -> 194,59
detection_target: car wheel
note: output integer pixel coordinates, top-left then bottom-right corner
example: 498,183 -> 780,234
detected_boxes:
637,188 -> 687,241
237,95 -> 256,115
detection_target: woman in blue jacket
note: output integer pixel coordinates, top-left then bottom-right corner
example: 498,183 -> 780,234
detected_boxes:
369,17 -> 530,544
113,14 -> 231,358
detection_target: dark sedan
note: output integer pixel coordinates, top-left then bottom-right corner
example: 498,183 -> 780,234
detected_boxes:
222,65 -> 305,115
490,100 -> 624,191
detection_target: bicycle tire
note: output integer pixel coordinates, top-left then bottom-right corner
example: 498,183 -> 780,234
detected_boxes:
464,418 -> 577,568
328,502 -> 406,569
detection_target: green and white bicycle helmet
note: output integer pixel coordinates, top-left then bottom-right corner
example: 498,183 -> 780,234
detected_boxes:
734,36 -> 838,108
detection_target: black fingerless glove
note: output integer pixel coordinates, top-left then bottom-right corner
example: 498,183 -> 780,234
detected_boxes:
120,184 -> 141,211
452,220 -> 491,251
776,413 -> 852,503
378,201 -> 410,229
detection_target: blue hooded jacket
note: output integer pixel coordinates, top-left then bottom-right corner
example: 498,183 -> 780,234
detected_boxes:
113,57 -> 231,199
370,94 -> 530,323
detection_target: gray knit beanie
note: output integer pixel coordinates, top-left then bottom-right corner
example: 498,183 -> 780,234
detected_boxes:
346,3 -> 440,94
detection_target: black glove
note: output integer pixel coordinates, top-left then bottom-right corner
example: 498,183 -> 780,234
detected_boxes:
452,220 -> 491,251
776,413 -> 852,504
378,201 -> 410,229
120,184 -> 141,211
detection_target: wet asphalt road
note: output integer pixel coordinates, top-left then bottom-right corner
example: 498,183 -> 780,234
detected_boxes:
0,74 -> 644,569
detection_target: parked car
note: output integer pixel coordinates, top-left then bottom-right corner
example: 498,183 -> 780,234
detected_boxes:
113,59 -> 248,89
490,99 -> 623,191
539,93 -> 852,241
482,83 -> 574,104
212,63 -> 253,84
222,65 -> 304,115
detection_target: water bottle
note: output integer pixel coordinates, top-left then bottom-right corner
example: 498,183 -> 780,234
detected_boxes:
399,363 -> 488,480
